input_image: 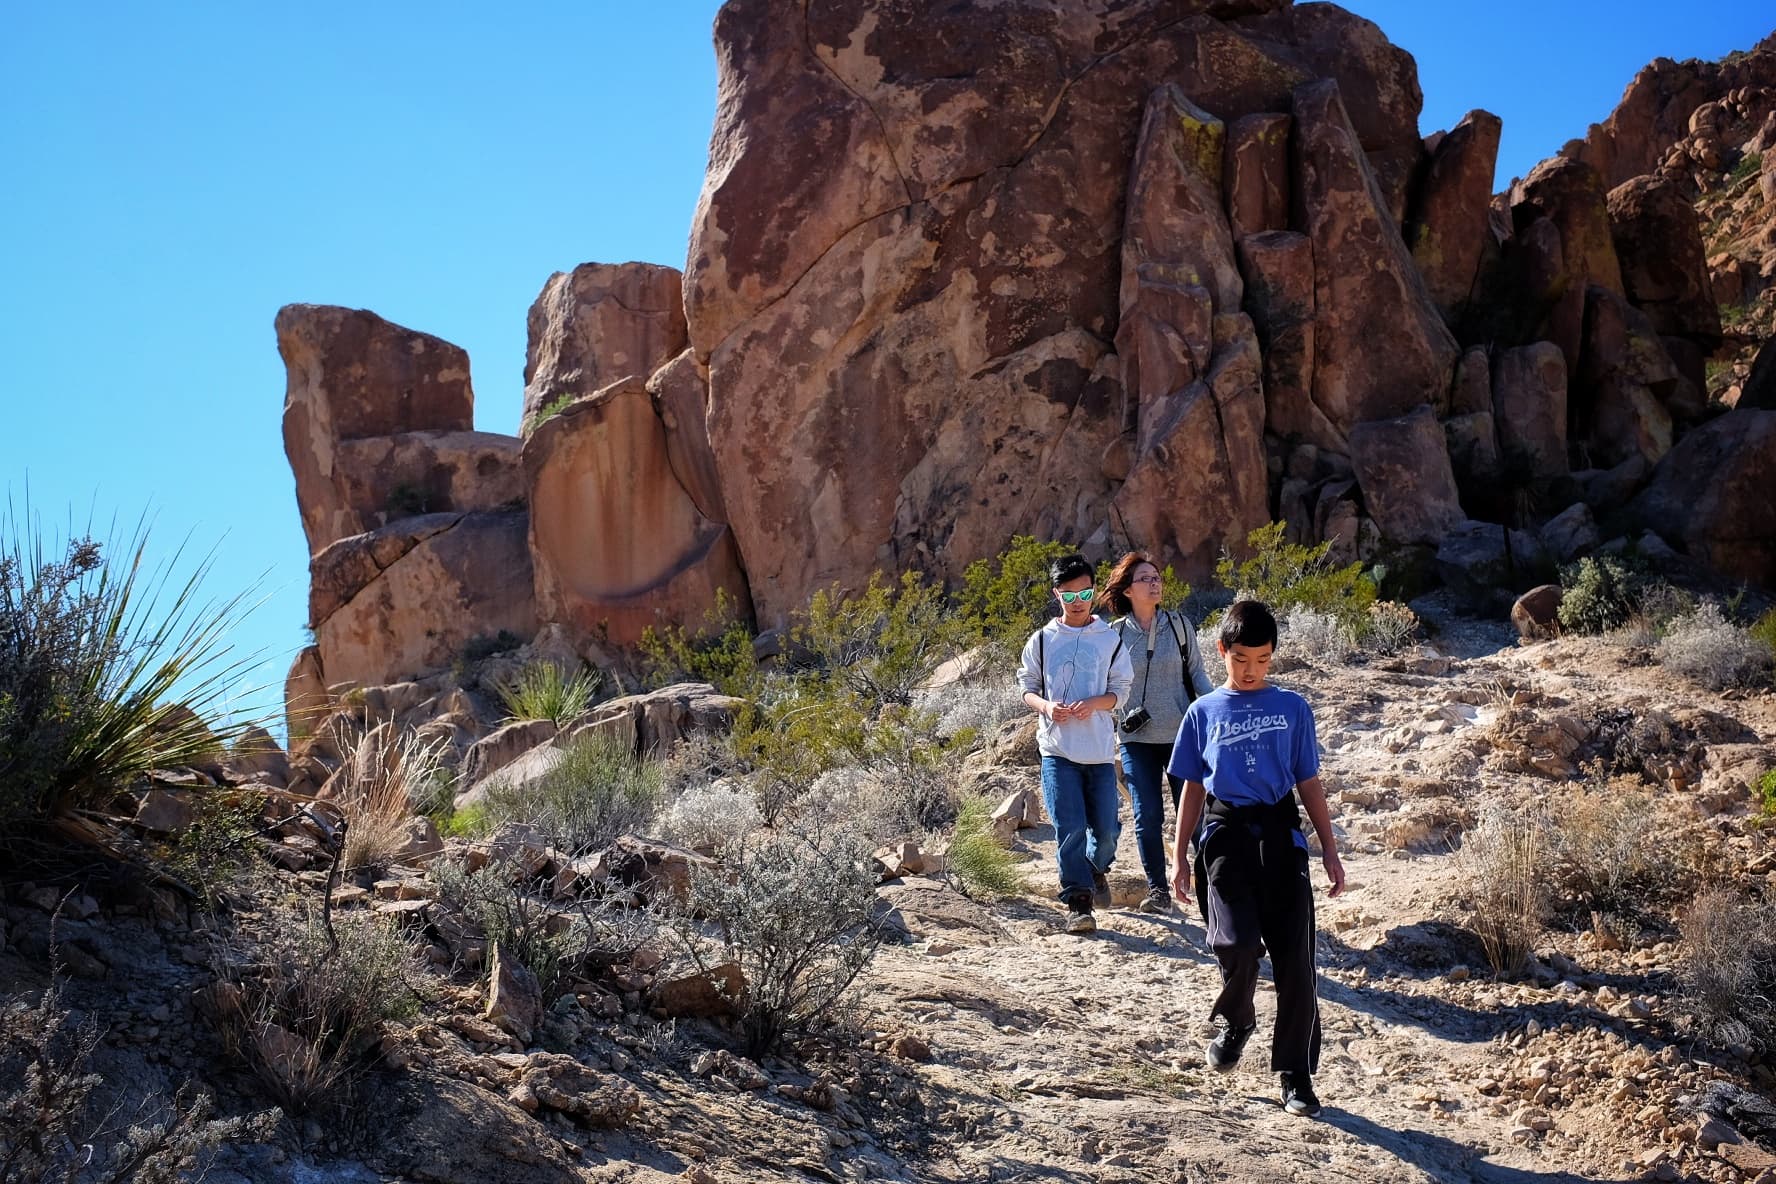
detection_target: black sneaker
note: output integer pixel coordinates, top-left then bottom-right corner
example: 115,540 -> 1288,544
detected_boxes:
1065,895 -> 1096,936
1205,1022 -> 1255,1071
1091,870 -> 1112,909
1137,887 -> 1173,915
1280,1071 -> 1321,1117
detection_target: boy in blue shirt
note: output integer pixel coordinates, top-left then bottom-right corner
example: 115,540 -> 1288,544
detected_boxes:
1168,599 -> 1345,1117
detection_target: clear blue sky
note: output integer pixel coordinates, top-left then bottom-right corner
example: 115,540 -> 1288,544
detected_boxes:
3,2 -> 1769,732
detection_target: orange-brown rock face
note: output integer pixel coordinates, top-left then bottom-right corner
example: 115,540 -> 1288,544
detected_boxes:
685,0 -> 1448,617
1407,109 -> 1502,327
279,305 -> 480,555
524,378 -> 749,647
522,263 -> 688,433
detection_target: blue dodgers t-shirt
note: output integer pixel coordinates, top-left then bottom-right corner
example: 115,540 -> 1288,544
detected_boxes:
1167,684 -> 1320,849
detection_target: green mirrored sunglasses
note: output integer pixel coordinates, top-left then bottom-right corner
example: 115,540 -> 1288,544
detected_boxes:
1057,587 -> 1095,604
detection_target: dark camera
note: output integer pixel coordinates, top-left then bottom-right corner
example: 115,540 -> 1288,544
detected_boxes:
1119,706 -> 1151,734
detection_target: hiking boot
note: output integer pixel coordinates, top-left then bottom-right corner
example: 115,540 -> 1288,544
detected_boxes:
1205,1022 -> 1255,1071
1280,1071 -> 1322,1117
1137,886 -> 1173,915
1065,896 -> 1097,936
1091,870 -> 1112,909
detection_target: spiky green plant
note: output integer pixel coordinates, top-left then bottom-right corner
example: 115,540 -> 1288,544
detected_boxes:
495,661 -> 601,726
0,510 -> 264,839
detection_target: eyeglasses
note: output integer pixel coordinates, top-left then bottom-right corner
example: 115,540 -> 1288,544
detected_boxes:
1133,575 -> 1163,586
1057,588 -> 1095,604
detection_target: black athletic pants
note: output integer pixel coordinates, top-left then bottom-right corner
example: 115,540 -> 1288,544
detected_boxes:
1196,821 -> 1322,1075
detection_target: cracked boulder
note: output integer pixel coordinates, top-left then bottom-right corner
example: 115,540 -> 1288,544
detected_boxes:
308,511 -> 537,689
521,262 -> 689,433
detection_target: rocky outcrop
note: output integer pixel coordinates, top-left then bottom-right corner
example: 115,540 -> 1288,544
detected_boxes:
1348,406 -> 1464,546
1634,409 -> 1776,586
1407,109 -> 1502,326
1507,158 -> 1626,373
521,263 -> 688,433
278,306 -> 479,556
1291,79 -> 1459,444
309,511 -> 538,690
524,378 -> 750,647
1492,342 -> 1570,477
1607,175 -> 1721,347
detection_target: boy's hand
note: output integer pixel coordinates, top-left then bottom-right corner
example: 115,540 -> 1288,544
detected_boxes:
1046,700 -> 1074,721
1322,851 -> 1346,898
1171,864 -> 1192,910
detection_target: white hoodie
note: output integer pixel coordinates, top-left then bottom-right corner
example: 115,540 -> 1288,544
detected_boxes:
1016,617 -> 1134,765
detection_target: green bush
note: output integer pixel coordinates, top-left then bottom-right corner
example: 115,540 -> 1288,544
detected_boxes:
1214,521 -> 1376,629
1729,152 -> 1763,185
0,522 -> 262,839
523,392 -> 576,434
1557,555 -> 1644,635
479,731 -> 662,855
946,795 -> 1024,899
637,588 -> 759,698
796,571 -> 968,707
1756,769 -> 1776,817
1752,608 -> 1776,658
956,535 -> 1075,660
496,662 -> 601,726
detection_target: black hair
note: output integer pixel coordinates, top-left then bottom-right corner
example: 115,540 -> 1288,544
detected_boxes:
1219,599 -> 1278,650
1048,552 -> 1093,587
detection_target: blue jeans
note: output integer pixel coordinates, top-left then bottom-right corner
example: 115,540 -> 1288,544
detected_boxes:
1120,741 -> 1183,892
1039,755 -> 1121,903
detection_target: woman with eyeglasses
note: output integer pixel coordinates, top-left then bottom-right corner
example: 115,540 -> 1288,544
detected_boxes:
1016,553 -> 1134,935
1099,551 -> 1215,914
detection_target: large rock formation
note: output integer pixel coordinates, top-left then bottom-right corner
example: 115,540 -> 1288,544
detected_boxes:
524,377 -> 750,647
1634,409 -> 1776,586
521,263 -> 688,433
279,5 -> 1776,682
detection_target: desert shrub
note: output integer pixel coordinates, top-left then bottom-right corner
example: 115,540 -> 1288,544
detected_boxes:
479,731 -> 662,856
0,521 -> 261,839
946,794 -> 1024,899
797,571 -> 969,707
1363,600 -> 1420,655
431,857 -> 651,1000
726,687 -> 871,824
209,907 -> 421,1113
1,975 -> 278,1184
660,780 -> 763,854
1557,555 -> 1644,635
1215,522 -> 1376,629
1752,608 -> 1776,658
523,392 -> 576,434
1457,805 -> 1550,977
1678,888 -> 1776,1049
915,678 -> 1026,741
1281,606 -> 1354,665
496,662 -> 601,726
637,589 -> 759,698
327,720 -> 451,872
1657,602 -> 1774,690
669,823 -> 884,1055
1729,151 -> 1764,184
1548,784 -> 1658,915
158,787 -> 269,906
955,535 -> 1075,661
1757,769 -> 1776,817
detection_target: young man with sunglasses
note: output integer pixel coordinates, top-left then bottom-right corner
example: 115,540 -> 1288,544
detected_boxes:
1017,553 -> 1134,934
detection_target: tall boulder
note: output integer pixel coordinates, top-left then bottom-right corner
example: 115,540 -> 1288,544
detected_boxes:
1238,231 -> 1331,449
1574,287 -> 1676,470
1507,159 -> 1625,372
1348,405 -> 1465,546
1224,113 -> 1290,241
522,263 -> 689,433
1491,342 -> 1570,477
1406,110 -> 1502,327
278,306 -> 477,555
1633,410 -> 1776,588
1291,79 -> 1460,445
525,378 -> 750,647
1605,175 -> 1722,347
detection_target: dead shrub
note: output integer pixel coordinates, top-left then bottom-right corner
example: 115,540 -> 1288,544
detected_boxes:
665,821 -> 885,1055
2,974 -> 278,1183
208,904 -> 422,1114
1678,888 -> 1776,1049
1548,783 -> 1659,915
327,720 -> 450,872
1457,804 -> 1550,977
1657,602 -> 1774,690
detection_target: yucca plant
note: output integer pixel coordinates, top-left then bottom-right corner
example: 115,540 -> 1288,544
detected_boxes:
495,661 -> 601,726
0,510 -> 264,840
